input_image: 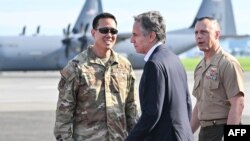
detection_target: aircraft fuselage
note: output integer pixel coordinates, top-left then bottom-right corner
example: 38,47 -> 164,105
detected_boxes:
0,36 -> 73,71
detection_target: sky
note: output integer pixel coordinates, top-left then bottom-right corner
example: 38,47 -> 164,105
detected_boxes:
0,0 -> 249,36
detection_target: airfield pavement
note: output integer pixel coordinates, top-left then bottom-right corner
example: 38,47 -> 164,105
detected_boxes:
0,70 -> 250,141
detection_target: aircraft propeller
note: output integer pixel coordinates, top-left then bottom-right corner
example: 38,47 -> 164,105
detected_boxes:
36,26 -> 40,35
78,23 -> 90,52
20,26 -> 26,36
33,25 -> 40,36
62,24 -> 72,58
61,23 -> 92,58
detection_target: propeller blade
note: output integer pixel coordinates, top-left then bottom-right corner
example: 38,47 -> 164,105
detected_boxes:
78,37 -> 86,52
36,25 -> 40,34
84,23 -> 89,36
61,23 -> 72,58
66,24 -> 71,36
62,37 -> 71,58
20,26 -> 26,36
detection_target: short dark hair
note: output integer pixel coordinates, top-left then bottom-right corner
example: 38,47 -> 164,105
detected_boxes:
196,16 -> 221,31
92,12 -> 117,29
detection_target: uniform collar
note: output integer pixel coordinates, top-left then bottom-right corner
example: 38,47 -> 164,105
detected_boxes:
87,45 -> 119,66
197,47 -> 223,70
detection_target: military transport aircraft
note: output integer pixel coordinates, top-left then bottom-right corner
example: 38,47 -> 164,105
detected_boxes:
0,0 -> 102,71
114,0 -> 238,68
0,0 -> 238,71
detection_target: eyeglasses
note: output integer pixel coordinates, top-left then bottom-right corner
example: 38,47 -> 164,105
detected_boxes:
97,27 -> 118,35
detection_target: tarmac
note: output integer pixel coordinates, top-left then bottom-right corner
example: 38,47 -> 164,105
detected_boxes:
0,70 -> 249,141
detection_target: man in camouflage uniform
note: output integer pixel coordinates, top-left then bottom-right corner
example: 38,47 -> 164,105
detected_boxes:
54,12 -> 140,141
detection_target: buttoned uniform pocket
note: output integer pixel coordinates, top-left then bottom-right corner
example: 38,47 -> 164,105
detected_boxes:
77,70 -> 101,103
208,79 -> 227,101
110,69 -> 129,104
209,80 -> 220,89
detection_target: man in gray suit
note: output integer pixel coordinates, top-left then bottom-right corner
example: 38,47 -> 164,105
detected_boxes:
124,11 -> 194,141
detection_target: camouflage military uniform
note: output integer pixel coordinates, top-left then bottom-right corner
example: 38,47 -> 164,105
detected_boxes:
54,45 -> 140,141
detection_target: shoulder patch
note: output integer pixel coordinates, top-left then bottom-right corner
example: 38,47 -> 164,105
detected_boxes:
60,60 -> 79,81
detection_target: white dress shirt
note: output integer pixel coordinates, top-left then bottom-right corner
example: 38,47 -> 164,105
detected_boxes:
144,42 -> 163,62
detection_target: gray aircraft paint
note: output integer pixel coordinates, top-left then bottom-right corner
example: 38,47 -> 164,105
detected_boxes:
0,0 -> 238,71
